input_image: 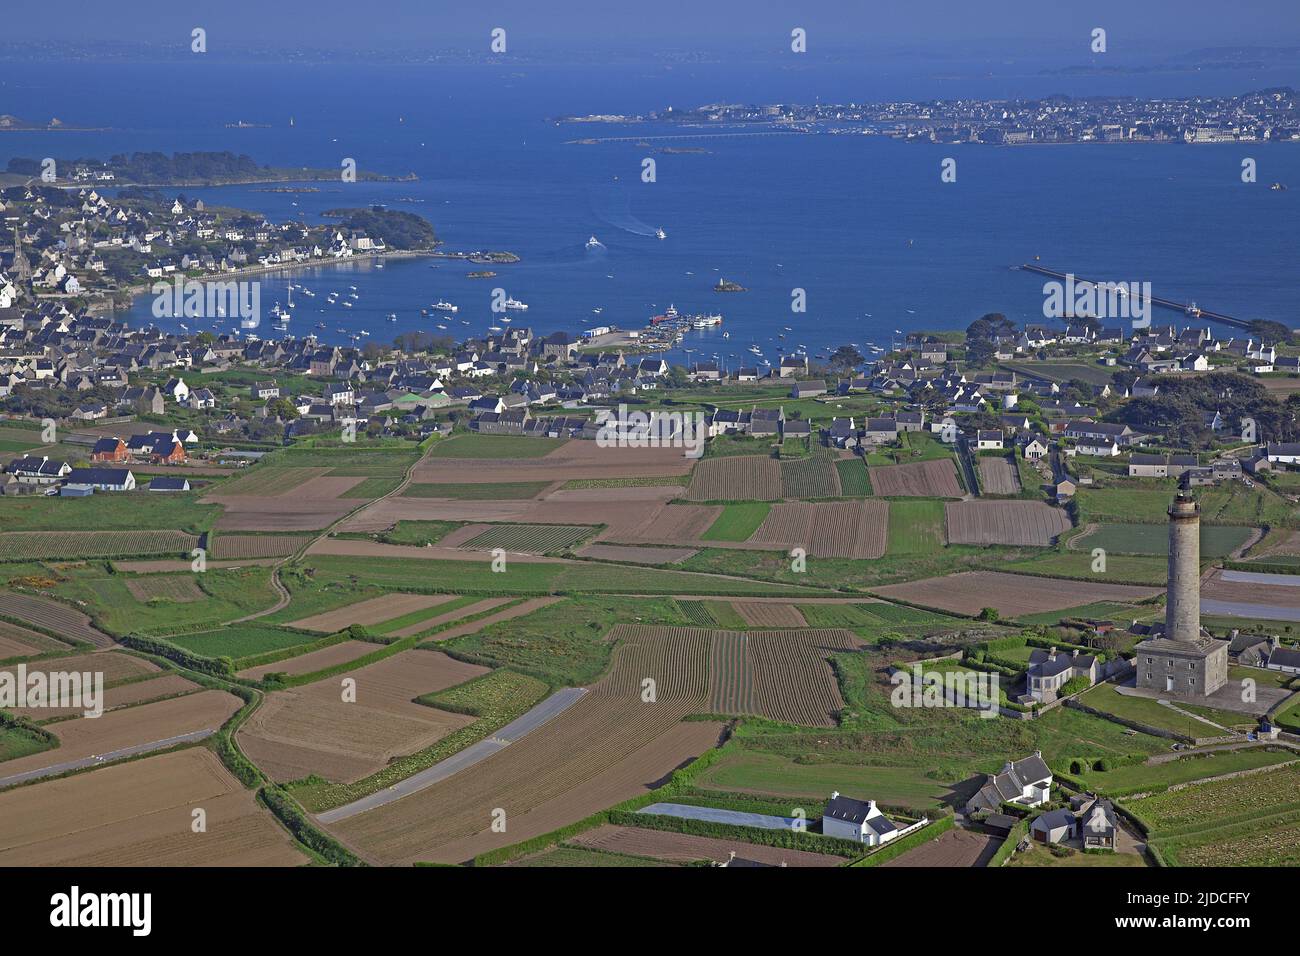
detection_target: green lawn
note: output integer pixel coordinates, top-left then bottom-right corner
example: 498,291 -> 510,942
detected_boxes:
425,434 -> 566,459
1076,747 -> 1293,795
1007,844 -> 1147,867
886,500 -> 946,556
1076,683 -> 1209,738
377,520 -> 461,547
701,503 -> 772,542
0,491 -> 220,534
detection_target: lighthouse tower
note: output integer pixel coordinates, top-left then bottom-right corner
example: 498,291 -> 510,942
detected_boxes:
1165,493 -> 1202,641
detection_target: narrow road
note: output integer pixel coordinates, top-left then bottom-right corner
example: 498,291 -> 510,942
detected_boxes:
0,729 -> 215,790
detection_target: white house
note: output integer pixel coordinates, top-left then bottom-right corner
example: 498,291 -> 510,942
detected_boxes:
1022,436 -> 1049,461
822,793 -> 899,846
63,467 -> 136,492
976,429 -> 1004,450
965,752 -> 1053,814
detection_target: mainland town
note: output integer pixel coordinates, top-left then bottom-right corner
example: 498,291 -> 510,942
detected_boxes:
2,158 -> 1300,871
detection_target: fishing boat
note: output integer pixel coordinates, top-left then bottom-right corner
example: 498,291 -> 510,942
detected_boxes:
502,297 -> 528,311
433,301 -> 458,313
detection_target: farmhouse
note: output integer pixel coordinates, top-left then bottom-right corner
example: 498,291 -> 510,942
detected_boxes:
1025,646 -> 1098,704
6,456 -> 72,486
976,429 -> 1004,450
62,467 -> 136,492
965,752 -> 1053,814
148,476 -> 190,492
791,380 -> 827,398
1022,436 -> 1049,460
821,793 -> 899,846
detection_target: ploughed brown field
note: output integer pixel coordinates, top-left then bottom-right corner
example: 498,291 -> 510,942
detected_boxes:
944,500 -> 1071,547
411,442 -> 694,483
685,456 -> 782,502
578,544 -> 699,564
237,640 -> 379,681
305,538 -> 566,564
1,649 -> 159,689
867,459 -> 963,498
1201,568 -> 1300,609
873,570 -> 1161,617
327,624 -> 861,864
8,673 -> 199,722
0,748 -> 308,866
747,500 -> 889,558
208,534 -> 311,559
0,620 -> 69,658
565,824 -> 847,867
0,592 -> 114,647
881,827 -> 1000,867
606,503 -> 722,544
288,592 -> 463,632
207,496 -> 368,532
417,597 -> 562,644
977,456 -> 1021,495
237,649 -> 487,784
731,602 -> 807,627
386,597 -> 513,639
0,530 -> 199,561
0,689 -> 242,779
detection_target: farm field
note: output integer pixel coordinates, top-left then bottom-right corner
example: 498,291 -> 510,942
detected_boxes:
0,689 -> 241,781
945,500 -> 1071,547
872,570 -> 1161,617
165,624 -> 328,662
459,523 -> 596,553
701,503 -> 771,542
0,490 -> 220,533
1,649 -> 159,690
123,575 -> 206,603
237,650 -> 486,784
0,530 -> 198,562
1130,763 -> 1300,865
7,672 -> 199,723
208,534 -> 310,559
731,602 -> 807,627
686,456 -> 782,502
881,828 -> 1000,867
401,481 -> 553,499
1076,748 -> 1296,796
577,544 -> 698,564
779,457 -> 842,498
0,748 -> 307,866
1201,568 -> 1300,616
0,591 -> 114,647
1002,550 -> 1170,586
867,459 -> 963,498
567,824 -> 846,867
426,434 -> 567,458
1070,523 -> 1255,558
835,458 -> 871,496
288,592 -> 463,633
977,456 -> 1021,495
0,620 -> 71,658
886,499 -> 946,556
214,466 -> 329,497
746,500 -> 889,559
508,846 -> 676,867
330,624 -> 723,863
412,440 -> 692,483
237,640 -> 379,681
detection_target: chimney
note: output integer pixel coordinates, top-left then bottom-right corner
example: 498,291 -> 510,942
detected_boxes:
830,791 -> 839,801
866,800 -> 878,817
1048,646 -> 1057,659
1072,648 -> 1080,658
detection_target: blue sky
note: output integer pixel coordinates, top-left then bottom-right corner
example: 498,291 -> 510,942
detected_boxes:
6,0 -> 1299,52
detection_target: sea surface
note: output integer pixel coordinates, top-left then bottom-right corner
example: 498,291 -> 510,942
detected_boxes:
1,58 -> 1297,365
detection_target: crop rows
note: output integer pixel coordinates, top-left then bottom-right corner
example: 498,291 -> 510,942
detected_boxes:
0,592 -> 113,647
867,459 -> 963,497
676,600 -> 718,626
1128,763 -> 1300,834
685,456 -> 782,502
748,500 -> 888,558
0,530 -> 198,561
209,534 -> 311,559
945,500 -> 1070,547
708,631 -> 753,714
460,524 -> 594,553
747,629 -> 861,727
779,458 -> 842,498
977,456 -> 1021,495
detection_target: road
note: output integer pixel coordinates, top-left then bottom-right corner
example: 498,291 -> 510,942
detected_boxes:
0,729 -> 215,790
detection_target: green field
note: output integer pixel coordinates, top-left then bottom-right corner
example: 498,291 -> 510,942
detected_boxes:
1075,747 -> 1295,796
461,524 -> 595,552
1015,601 -> 1156,627
0,726 -> 54,763
834,458 -> 871,496
402,481 -> 552,499
701,503 -> 771,542
426,434 -> 566,459
164,624 -> 325,661
1076,683 -> 1211,738
1002,550 -> 1169,585
0,491 -> 220,534
1077,481 -> 1297,529
886,500 -> 946,556
375,520 -> 461,547
1007,844 -> 1147,867
374,595 -> 483,635
1074,523 -> 1255,558
1002,361 -> 1114,387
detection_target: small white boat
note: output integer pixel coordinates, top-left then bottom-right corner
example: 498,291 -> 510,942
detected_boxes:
502,297 -> 528,311
586,236 -> 603,249
656,227 -> 666,240
433,301 -> 458,313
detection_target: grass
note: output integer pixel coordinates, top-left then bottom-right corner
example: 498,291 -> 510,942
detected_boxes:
297,553 -> 827,599
443,595 -> 690,687
1002,360 -> 1114,387
511,847 -> 674,867
1077,481 -> 1298,529
834,458 -> 871,496
346,477 -> 403,498
373,595 -> 483,635
0,491 -> 220,534
1075,747 -> 1294,795
1006,844 -> 1147,867
886,500 -> 946,556
561,475 -> 690,490
164,624 -> 324,660
701,503 -> 771,542
0,725 -> 55,763
377,520 -> 461,547
699,601 -> 747,628
426,434 -> 566,459
1014,601 -> 1155,626
1076,683 -> 1208,738
402,481 -> 552,499
1074,523 -> 1255,558
1002,550 -> 1169,585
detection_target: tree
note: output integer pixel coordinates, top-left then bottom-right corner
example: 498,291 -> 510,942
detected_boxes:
829,345 -> 865,371
978,607 -> 1000,622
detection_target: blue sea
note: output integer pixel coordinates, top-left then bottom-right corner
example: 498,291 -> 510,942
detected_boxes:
1,57 -> 1297,364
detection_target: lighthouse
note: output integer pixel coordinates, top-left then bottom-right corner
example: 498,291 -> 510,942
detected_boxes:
1164,493 -> 1202,642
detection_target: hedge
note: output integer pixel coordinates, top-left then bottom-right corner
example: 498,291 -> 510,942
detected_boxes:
606,808 -> 863,857
259,786 -> 364,866
118,634 -> 234,678
988,818 -> 1031,866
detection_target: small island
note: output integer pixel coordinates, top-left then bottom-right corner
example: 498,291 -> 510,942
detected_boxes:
714,278 -> 747,292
